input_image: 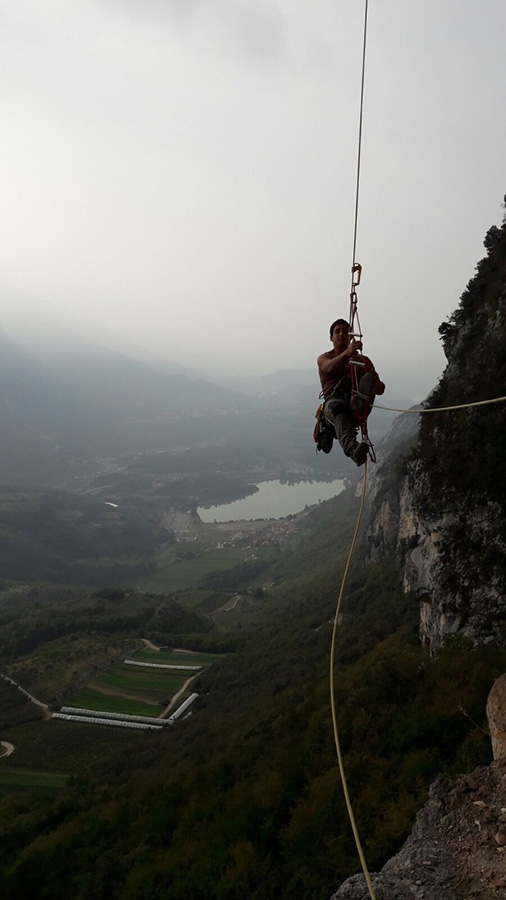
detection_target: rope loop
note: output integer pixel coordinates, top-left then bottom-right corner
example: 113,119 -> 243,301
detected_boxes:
330,461 -> 377,900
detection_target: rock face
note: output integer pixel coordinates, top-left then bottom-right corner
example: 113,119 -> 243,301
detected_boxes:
330,760 -> 506,900
364,214 -> 506,654
367,421 -> 506,653
487,675 -> 506,761
328,673 -> 506,900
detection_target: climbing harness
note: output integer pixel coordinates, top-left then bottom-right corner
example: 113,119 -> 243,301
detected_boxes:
347,263 -> 377,462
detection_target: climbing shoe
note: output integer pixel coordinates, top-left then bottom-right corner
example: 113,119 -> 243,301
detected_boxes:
351,441 -> 369,467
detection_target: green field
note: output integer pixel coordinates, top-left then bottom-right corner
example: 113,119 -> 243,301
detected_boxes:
92,665 -> 186,694
0,641 -> 220,779
65,688 -> 162,717
137,547 -> 250,593
0,767 -> 68,794
64,650 -> 224,717
131,649 -> 224,666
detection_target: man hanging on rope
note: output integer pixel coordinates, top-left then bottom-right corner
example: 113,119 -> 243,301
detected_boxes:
317,318 -> 385,466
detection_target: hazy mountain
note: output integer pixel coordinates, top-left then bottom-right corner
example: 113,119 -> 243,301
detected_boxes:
0,324 -> 262,484
0,320 -> 407,485
0,326 -> 35,372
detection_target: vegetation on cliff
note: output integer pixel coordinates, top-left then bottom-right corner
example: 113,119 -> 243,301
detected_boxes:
409,201 -> 506,649
420,198 -> 506,510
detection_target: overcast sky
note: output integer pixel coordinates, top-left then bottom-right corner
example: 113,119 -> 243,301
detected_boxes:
1,0 -> 505,398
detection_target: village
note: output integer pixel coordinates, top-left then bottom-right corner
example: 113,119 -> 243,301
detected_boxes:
161,504 -> 313,551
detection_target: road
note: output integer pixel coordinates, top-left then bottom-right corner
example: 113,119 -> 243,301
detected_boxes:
0,674 -> 51,719
158,674 -> 200,719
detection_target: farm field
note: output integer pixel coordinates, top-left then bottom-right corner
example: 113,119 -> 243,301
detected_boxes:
0,653 -> 216,785
65,687 -> 161,717
137,547 -> 250,593
63,648 -> 224,718
0,767 -> 68,795
0,649 -> 221,783
131,648 -> 225,667
67,662 -> 190,717
91,663 -> 185,693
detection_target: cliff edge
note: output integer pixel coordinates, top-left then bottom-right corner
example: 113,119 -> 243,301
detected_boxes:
366,202 -> 506,653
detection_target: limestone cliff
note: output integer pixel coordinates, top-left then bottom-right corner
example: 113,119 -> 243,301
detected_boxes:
366,202 -> 506,654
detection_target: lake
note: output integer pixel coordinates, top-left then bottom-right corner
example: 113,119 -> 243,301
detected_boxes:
198,479 -> 345,522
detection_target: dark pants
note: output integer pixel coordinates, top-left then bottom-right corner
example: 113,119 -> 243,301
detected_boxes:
323,398 -> 359,458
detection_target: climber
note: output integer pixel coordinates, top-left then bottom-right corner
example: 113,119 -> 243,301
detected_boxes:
317,318 -> 385,466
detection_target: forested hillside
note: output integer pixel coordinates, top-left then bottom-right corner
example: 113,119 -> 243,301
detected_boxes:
1,483 -> 505,900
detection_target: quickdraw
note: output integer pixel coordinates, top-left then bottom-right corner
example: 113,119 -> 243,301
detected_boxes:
348,263 -> 376,463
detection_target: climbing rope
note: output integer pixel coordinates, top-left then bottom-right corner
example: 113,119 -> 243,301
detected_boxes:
347,0 -> 372,457
375,395 -> 506,414
330,461 -> 376,900
350,0 -> 369,279
328,4 -> 377,898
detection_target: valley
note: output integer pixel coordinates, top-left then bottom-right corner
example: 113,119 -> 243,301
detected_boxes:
0,469 -> 344,790
1,214 -> 506,898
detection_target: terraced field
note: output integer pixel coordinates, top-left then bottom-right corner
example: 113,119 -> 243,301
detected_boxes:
64,688 -> 161,717
0,647 -> 223,784
132,648 -> 224,666
67,663 -> 190,717
64,648 -> 223,718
